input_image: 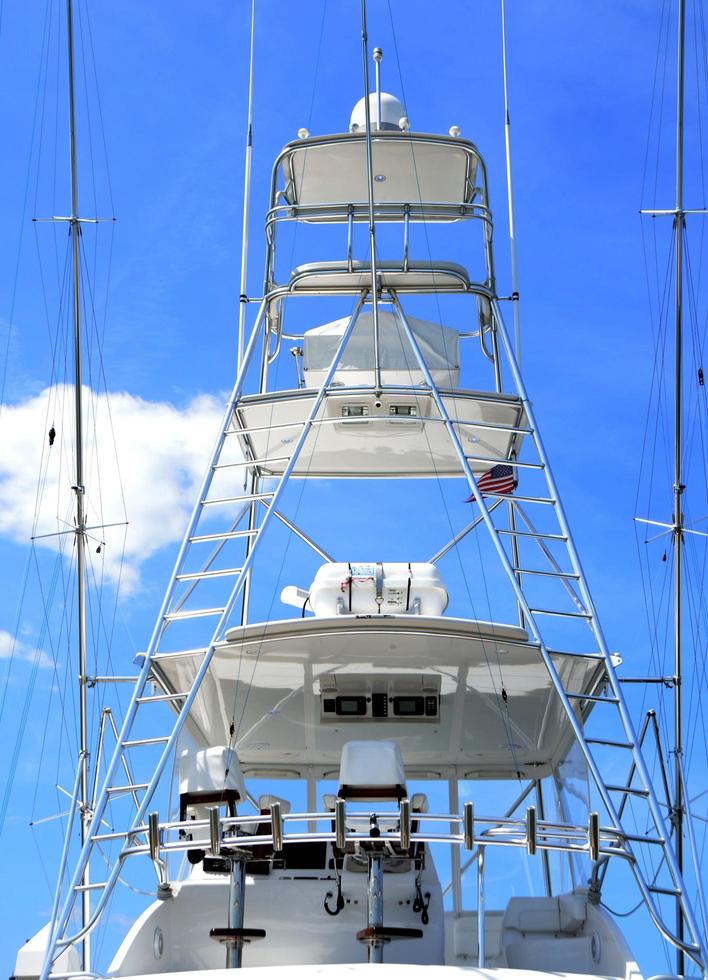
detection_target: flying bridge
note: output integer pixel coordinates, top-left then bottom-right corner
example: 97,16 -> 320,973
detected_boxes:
152,614 -> 612,777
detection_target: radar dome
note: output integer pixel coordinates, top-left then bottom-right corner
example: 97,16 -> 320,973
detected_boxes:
349,92 -> 407,132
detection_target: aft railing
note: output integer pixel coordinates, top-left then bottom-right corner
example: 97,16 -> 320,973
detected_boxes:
49,800 -> 702,972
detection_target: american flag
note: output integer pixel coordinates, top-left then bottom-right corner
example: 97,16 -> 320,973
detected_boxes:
466,463 -> 516,500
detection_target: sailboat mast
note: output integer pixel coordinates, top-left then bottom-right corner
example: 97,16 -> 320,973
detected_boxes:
65,0 -> 90,967
672,0 -> 685,971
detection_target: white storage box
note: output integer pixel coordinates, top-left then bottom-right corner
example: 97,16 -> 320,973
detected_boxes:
308,561 -> 448,617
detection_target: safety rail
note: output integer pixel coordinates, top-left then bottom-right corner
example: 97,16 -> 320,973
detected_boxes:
99,806 -> 627,862
265,200 -> 492,234
50,801 -> 703,972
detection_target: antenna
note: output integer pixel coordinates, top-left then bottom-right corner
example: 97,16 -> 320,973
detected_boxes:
672,0 -> 686,971
373,47 -> 383,129
65,0 -> 90,967
359,1 -> 382,392
500,0 -> 521,364
237,0 -> 256,370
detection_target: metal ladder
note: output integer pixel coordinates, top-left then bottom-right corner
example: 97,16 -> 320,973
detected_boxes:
389,292 -> 707,969
42,290 -> 707,975
40,293 -> 371,977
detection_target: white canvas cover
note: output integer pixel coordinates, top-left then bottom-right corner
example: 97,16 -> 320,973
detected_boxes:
303,310 -> 459,387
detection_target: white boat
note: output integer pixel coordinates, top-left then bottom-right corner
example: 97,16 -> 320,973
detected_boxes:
9,3 -> 708,980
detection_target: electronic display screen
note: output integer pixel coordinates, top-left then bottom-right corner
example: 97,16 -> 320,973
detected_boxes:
392,696 -> 424,716
335,695 -> 367,716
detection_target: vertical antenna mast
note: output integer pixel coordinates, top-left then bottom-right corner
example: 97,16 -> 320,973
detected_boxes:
65,0 -> 90,967
672,0 -> 686,971
500,0 -> 521,363
359,0 -> 382,392
237,0 -> 256,370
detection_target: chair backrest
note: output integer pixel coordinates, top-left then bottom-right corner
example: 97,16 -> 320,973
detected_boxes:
178,746 -> 246,820
338,740 -> 407,801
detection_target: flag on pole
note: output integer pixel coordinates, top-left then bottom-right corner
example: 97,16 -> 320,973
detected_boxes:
465,463 -> 516,501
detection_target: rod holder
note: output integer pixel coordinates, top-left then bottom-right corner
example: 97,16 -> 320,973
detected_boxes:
588,811 -> 600,862
399,798 -> 410,851
270,801 -> 283,853
463,802 -> 474,850
209,806 -> 221,855
335,797 -> 346,851
148,812 -> 160,862
526,806 -> 537,856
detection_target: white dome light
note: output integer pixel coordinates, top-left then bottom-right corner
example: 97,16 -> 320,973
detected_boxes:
349,92 -> 407,133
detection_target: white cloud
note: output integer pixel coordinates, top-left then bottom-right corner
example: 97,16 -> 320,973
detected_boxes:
0,385 -> 225,591
0,628 -> 52,668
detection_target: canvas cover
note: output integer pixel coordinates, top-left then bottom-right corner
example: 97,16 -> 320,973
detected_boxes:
303,310 -> 460,387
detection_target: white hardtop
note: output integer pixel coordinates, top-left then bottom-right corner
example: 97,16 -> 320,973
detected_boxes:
152,614 -> 606,777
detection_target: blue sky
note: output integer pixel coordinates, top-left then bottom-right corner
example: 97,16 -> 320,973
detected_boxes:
0,0 -> 707,975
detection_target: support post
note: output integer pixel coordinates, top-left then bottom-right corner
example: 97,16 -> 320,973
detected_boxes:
367,853 -> 385,964
672,1 -> 686,971
65,0 -> 90,965
477,846 -> 485,967
226,861 -> 246,969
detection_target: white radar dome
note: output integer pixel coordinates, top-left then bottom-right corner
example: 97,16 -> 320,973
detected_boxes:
349,92 -> 407,132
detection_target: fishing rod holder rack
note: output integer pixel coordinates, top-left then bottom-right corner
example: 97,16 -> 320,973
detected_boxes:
52,800 -> 702,976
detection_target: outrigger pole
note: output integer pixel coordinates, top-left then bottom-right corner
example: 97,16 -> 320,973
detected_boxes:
672,0 -> 686,972
65,0 -> 90,968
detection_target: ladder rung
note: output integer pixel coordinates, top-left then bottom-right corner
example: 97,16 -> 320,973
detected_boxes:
459,420 -> 533,435
466,455 -> 544,471
498,528 -> 567,541
151,647 -> 213,662
75,881 -> 109,892
606,784 -> 650,798
176,567 -> 243,582
513,567 -> 580,580
586,738 -> 635,749
122,736 -> 171,748
190,529 -> 257,544
213,455 -> 291,471
528,607 -> 591,620
201,492 -> 274,508
487,493 -> 556,505
648,885 -> 681,897
225,420 -> 302,437
566,691 -> 618,704
164,607 -> 225,621
106,783 -> 150,796
92,830 -> 131,842
137,690 -> 191,703
624,834 -> 665,845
